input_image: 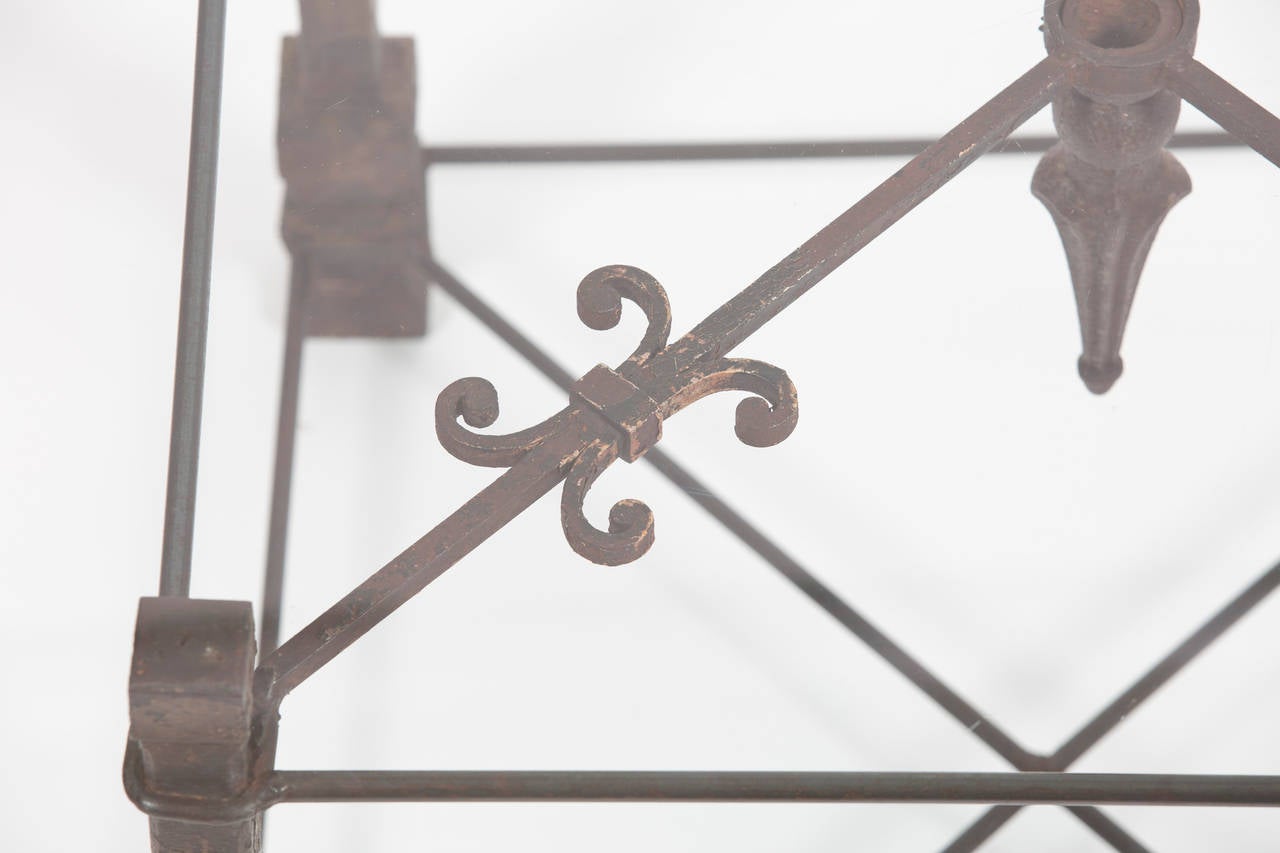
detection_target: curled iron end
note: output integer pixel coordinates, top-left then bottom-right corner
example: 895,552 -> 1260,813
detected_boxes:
560,442 -> 655,566
577,265 -> 672,370
435,377 -> 565,467
666,358 -> 799,448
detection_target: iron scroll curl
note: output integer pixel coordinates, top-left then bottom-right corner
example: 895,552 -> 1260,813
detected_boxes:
435,264 -> 799,565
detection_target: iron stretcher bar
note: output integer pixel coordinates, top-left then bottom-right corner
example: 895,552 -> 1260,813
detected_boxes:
946,803 -> 1147,853
272,770 -> 1280,807
421,131 -> 1240,165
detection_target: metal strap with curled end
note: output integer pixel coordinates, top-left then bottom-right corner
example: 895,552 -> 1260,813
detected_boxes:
436,264 -> 799,566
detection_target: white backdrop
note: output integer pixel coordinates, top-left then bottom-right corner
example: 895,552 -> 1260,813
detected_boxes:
3,1 -> 1280,850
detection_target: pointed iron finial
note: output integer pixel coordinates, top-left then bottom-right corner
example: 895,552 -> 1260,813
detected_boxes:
1036,0 -> 1199,393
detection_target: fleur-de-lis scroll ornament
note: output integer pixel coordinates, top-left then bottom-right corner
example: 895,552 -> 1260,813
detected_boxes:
435,265 -> 798,565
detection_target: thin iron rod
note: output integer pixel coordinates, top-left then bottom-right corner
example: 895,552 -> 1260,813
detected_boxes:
943,558 -> 1280,852
1172,61 -> 1280,170
158,0 -> 229,597
944,805 -> 1148,853
1053,558 -> 1280,767
1060,807 -> 1149,853
421,131 -> 1240,166
424,261 -> 577,387
260,262 -> 309,656
271,770 -> 1280,806
424,260 -> 1145,850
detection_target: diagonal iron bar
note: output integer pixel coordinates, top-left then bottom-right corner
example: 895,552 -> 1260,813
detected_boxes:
650,57 -> 1068,372
424,258 -> 1145,851
943,558 -> 1280,852
257,419 -> 585,704
128,763 -> 1280,824
1171,60 -> 1280,170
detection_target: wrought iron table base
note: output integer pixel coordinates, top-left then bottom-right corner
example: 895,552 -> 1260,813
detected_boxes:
128,1 -> 1280,851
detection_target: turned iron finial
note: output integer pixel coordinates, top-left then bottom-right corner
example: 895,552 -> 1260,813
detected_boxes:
1035,0 -> 1199,393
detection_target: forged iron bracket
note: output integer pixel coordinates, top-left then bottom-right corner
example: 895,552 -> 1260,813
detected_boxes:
127,597 -> 264,851
1034,0 -> 1197,393
278,0 -> 428,337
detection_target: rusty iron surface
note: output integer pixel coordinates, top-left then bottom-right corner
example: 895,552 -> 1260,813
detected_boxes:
127,598 -> 262,850
278,2 -> 427,337
131,0 -> 1280,848
1033,0 -> 1197,393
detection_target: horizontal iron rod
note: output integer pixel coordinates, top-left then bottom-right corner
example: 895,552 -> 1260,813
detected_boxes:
272,770 -> 1280,806
158,0 -> 229,597
421,131 -> 1240,165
